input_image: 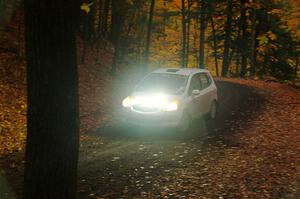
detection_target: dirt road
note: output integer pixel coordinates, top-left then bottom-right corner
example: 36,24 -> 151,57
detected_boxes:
77,81 -> 267,198
1,80 -> 298,199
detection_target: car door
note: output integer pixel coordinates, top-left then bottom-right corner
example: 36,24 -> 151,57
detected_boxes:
199,72 -> 213,114
186,73 -> 203,118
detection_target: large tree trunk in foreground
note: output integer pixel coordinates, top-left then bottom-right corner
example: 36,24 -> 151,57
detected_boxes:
24,0 -> 80,198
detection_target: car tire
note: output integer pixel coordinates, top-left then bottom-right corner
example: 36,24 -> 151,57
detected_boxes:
208,100 -> 218,120
178,111 -> 191,133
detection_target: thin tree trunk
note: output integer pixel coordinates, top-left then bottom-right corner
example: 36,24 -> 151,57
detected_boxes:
144,0 -> 155,73
24,0 -> 80,198
81,12 -> 89,64
186,0 -> 191,67
295,56 -> 299,79
0,0 -> 4,28
250,5 -> 256,78
111,42 -> 120,74
221,0 -> 233,77
101,0 -> 110,36
97,0 -> 103,33
228,48 -> 235,73
17,1 -> 23,59
193,15 -> 199,67
210,15 -> 219,77
262,12 -> 271,76
240,0 -> 247,77
110,0 -> 126,74
199,3 -> 206,69
235,53 -> 241,75
181,0 -> 186,68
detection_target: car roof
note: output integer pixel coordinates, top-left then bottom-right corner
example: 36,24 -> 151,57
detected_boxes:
151,68 -> 209,76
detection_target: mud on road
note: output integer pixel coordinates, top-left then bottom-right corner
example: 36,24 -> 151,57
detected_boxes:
78,80 -> 266,198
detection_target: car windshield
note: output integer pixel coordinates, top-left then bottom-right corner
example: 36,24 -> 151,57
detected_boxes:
135,73 -> 188,95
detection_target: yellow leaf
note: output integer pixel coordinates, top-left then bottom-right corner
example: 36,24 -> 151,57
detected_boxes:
267,31 -> 277,41
80,2 -> 93,14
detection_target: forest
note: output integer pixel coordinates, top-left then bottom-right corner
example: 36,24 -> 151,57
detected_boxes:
0,0 -> 299,198
81,0 -> 300,80
0,0 -> 299,80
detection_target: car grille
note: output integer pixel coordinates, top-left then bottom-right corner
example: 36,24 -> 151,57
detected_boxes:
132,105 -> 160,113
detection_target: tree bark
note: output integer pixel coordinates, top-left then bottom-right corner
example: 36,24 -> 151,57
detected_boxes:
295,56 -> 299,79
186,0 -> 191,67
240,0 -> 247,78
110,0 -> 126,74
199,3 -> 206,69
0,0 -> 20,28
221,0 -> 233,77
24,0 -> 80,198
210,15 -> 219,77
144,0 -> 155,73
101,0 -> 110,36
181,0 -> 187,68
250,5 -> 256,78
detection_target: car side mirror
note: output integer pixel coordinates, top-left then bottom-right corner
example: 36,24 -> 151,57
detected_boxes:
192,89 -> 201,96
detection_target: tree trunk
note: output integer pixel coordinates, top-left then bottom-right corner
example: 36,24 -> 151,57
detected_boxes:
295,56 -> 299,79
221,0 -> 233,77
235,52 -> 241,75
101,0 -> 110,36
186,0 -> 191,67
228,48 -> 235,73
0,0 -> 21,28
181,0 -> 186,68
240,0 -> 247,77
0,0 -> 5,28
110,0 -> 125,44
250,5 -> 256,78
110,0 -> 126,74
17,1 -> 23,59
24,0 -> 80,198
144,0 -> 155,73
261,12 -> 271,76
97,0 -> 103,33
210,15 -> 219,77
81,14 -> 88,64
199,3 -> 206,69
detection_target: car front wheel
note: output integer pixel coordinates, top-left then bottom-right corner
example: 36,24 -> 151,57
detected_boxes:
208,100 -> 218,120
178,111 -> 191,133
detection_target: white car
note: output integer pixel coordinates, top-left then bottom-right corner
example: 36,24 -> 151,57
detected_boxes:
120,68 -> 218,132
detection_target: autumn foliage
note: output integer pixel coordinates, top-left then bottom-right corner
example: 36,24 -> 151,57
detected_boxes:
0,0 -> 299,198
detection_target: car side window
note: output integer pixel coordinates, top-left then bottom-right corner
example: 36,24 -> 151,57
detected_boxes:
199,73 -> 211,90
189,74 -> 201,95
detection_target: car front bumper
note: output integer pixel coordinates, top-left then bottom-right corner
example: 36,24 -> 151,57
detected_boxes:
116,108 -> 183,128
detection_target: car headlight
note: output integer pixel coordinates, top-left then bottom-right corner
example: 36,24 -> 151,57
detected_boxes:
122,96 -> 133,108
163,100 -> 178,111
